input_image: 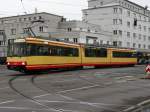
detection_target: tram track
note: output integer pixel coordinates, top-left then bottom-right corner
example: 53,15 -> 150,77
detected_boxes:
8,75 -> 68,112
31,72 -> 123,112
7,69 -> 143,112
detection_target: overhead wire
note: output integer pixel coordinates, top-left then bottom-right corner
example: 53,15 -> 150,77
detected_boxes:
20,0 -> 28,14
29,0 -> 88,7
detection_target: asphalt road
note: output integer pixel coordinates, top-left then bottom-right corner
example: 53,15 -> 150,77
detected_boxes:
0,65 -> 149,112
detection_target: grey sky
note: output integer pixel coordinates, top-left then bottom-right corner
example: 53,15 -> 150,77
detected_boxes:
0,0 -> 150,20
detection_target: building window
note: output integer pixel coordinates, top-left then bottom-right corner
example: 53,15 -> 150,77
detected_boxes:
144,17 -> 146,22
127,21 -> 130,27
127,11 -> 130,17
133,13 -> 136,18
119,19 -> 122,24
39,26 -> 44,32
139,34 -> 141,40
100,40 -> 103,44
139,15 -> 141,20
138,44 -> 141,48
143,44 -> 146,49
119,30 -> 122,36
0,30 -> 4,35
107,41 -> 110,45
148,28 -> 150,32
73,38 -> 78,43
28,17 -> 31,21
118,41 -> 122,46
148,45 -> 150,49
143,35 -> 146,41
127,32 -> 130,38
39,16 -> 42,19
34,17 -> 37,20
87,28 -> 90,32
68,28 -> 72,32
119,8 -> 122,14
113,30 -> 117,35
113,8 -> 118,13
24,18 -> 27,21
113,41 -> 117,46
0,41 -> 5,46
113,19 -> 117,25
133,33 -> 136,39
127,42 -> 130,47
133,43 -> 136,48
100,1 -> 103,5
23,28 -> 29,34
19,18 -> 22,22
64,38 -> 69,41
144,26 -> 146,31
148,36 -> 150,41
139,25 -> 142,30
11,28 -> 16,35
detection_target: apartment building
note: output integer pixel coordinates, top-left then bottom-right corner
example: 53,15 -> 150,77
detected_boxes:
83,0 -> 150,51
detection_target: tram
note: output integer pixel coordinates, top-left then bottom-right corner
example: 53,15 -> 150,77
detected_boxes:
7,37 -> 137,73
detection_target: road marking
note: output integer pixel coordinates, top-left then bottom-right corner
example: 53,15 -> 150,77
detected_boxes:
0,106 -> 49,111
0,100 -> 15,105
38,100 -> 132,107
57,85 -> 99,93
57,94 -> 75,100
0,87 -> 9,90
116,80 -> 127,83
0,106 -> 79,112
33,94 -> 51,98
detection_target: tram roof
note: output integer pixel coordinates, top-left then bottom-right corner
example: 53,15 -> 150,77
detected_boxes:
13,37 -> 137,51
25,37 -> 80,47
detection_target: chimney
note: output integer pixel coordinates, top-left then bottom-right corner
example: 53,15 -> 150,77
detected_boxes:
35,8 -> 38,13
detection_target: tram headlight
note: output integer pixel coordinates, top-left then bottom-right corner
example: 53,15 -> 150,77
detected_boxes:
7,62 -> 10,65
22,62 -> 26,65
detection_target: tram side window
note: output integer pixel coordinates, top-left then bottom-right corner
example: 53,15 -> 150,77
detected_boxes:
113,51 -> 136,58
85,48 -> 107,57
96,48 -> 107,57
27,44 -> 79,57
49,46 -> 79,57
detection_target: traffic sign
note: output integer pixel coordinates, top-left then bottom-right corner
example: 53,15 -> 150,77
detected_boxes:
146,64 -> 150,73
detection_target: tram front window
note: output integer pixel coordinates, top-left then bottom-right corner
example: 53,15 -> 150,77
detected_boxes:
8,43 -> 26,57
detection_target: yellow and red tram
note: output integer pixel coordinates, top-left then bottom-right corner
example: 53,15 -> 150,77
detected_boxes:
7,37 -> 137,73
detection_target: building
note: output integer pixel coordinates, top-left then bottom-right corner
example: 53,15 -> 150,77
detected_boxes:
53,20 -> 112,44
0,12 -> 65,63
83,0 -> 150,51
0,12 -> 112,63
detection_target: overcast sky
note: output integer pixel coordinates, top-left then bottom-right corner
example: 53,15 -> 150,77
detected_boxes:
0,0 -> 150,20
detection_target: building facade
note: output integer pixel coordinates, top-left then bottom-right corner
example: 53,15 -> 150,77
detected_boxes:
0,12 -> 65,61
0,12 -> 112,63
54,20 -> 112,44
83,0 -> 150,51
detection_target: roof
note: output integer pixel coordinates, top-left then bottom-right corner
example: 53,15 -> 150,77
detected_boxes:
124,0 -> 148,10
84,0 -> 150,12
0,12 -> 63,20
82,4 -> 119,11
